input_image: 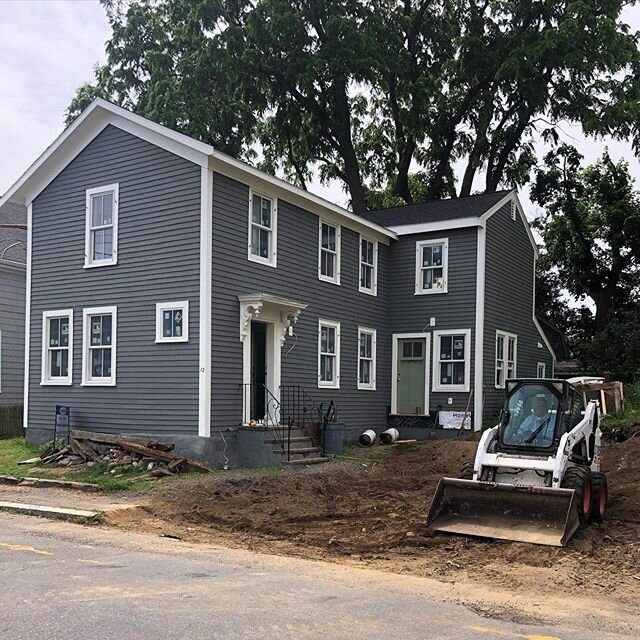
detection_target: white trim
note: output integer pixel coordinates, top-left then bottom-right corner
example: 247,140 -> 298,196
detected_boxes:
387,216 -> 480,236
415,237 -> 448,295
23,203 -> 32,428
358,235 -> 378,296
84,183 -> 119,268
495,330 -> 518,389
81,305 -> 117,386
391,333 -> 430,415
473,226 -> 485,431
155,301 -> 189,343
357,327 -> 377,391
317,319 -> 340,389
537,362 -> 547,378
318,220 -> 341,285
40,309 -> 73,385
247,189 -> 277,268
199,168 -> 213,437
432,329 -> 471,393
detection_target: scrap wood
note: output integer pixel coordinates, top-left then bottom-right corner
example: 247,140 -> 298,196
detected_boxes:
70,438 -> 101,462
70,429 -> 175,452
40,447 -> 69,464
16,457 -> 41,466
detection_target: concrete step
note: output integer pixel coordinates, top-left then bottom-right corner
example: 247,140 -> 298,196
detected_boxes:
281,457 -> 331,466
272,447 -> 320,455
264,436 -> 312,445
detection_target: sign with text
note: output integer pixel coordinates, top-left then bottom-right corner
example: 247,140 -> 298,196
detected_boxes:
439,410 -> 471,430
54,405 -> 71,442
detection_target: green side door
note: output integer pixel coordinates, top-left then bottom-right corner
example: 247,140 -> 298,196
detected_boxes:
397,338 -> 427,414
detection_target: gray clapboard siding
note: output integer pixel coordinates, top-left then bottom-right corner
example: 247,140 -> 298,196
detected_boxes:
211,173 -> 390,433
0,266 -> 26,405
28,125 -> 201,436
387,229 -> 478,413
483,203 -> 554,423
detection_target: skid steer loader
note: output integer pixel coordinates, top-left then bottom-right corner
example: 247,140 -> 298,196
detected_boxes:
427,378 -> 609,546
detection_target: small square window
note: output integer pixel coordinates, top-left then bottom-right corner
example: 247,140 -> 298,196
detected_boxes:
156,301 -> 189,343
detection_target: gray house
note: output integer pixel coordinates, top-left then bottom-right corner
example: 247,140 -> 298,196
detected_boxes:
0,201 -> 27,407
0,99 -> 554,463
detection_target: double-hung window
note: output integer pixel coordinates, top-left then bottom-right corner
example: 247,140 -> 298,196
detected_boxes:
537,362 -> 546,378
433,329 -> 471,392
359,236 -> 377,295
318,319 -> 340,388
415,238 -> 448,294
495,330 -> 517,388
156,301 -> 189,343
41,310 -> 73,385
319,220 -> 341,284
82,306 -> 117,386
357,327 -> 376,390
85,184 -> 118,268
248,191 -> 277,267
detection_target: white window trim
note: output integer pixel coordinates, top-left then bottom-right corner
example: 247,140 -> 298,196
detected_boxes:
495,330 -> 518,389
155,301 -> 189,343
415,237 -> 448,295
357,327 -> 377,391
81,305 -> 117,386
84,184 -> 119,269
432,329 -> 471,393
358,235 -> 378,296
537,362 -> 547,378
317,319 -> 340,389
247,189 -> 277,268
41,309 -> 73,386
318,219 -> 341,285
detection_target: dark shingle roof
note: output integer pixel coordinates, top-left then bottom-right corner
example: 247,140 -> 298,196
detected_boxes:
361,190 -> 512,228
0,201 -> 27,265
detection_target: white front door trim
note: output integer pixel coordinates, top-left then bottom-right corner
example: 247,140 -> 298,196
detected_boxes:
391,332 -> 431,416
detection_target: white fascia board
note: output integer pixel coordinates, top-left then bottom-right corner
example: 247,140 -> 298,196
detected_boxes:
1,98 -> 212,207
473,225 -> 486,432
209,151 -> 396,244
387,216 -> 481,236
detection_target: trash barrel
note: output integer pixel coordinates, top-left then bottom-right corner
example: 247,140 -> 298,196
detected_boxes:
323,422 -> 345,455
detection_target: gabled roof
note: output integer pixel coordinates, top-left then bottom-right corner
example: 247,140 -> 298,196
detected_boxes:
0,98 -> 395,243
360,190 -> 512,227
0,201 -> 27,266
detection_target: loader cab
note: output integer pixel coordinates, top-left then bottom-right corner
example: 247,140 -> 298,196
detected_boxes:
497,379 -> 571,455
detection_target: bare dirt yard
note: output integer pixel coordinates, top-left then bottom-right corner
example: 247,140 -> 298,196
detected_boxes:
108,434 -> 640,622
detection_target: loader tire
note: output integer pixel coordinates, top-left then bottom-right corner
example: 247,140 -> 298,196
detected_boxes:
561,467 -> 593,525
590,472 -> 608,523
459,460 -> 475,480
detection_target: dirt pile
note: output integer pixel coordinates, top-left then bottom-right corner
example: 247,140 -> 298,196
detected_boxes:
110,437 -> 640,609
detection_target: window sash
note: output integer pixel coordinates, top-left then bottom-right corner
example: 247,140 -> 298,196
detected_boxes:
318,321 -> 340,387
433,330 -> 470,391
416,239 -> 448,294
156,301 -> 189,343
358,328 -> 376,389
319,222 -> 340,283
82,307 -> 117,385
42,311 -> 73,384
250,194 -> 273,261
85,186 -> 118,267
495,331 -> 517,388
359,238 -> 376,293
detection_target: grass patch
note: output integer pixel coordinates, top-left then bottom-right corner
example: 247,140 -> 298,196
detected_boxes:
0,437 -> 41,477
601,381 -> 640,440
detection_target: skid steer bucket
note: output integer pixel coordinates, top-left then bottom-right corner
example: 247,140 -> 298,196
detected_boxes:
426,478 -> 580,547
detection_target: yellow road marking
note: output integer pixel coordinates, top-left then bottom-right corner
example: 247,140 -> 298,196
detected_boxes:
468,626 -> 562,640
0,542 -> 53,557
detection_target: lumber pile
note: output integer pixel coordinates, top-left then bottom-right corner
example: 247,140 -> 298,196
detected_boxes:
31,430 -> 212,478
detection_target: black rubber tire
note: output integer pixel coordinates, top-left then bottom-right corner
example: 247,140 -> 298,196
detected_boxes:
459,460 -> 475,480
590,472 -> 608,523
561,467 -> 593,525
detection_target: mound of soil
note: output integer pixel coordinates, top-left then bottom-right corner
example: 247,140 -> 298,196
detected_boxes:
109,437 -> 640,612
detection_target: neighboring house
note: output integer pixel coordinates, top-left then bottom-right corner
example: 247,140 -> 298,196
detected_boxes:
0,201 -> 27,405
0,99 -> 554,463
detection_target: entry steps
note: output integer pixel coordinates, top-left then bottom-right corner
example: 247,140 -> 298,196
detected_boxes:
264,426 -> 331,466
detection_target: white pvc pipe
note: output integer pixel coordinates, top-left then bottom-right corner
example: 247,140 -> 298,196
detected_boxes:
380,428 -> 399,445
358,429 -> 377,447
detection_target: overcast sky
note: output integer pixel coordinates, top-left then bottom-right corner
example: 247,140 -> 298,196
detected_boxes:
1,0 -> 639,218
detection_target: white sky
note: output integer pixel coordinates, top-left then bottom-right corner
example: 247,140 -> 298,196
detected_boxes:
1,0 -> 639,220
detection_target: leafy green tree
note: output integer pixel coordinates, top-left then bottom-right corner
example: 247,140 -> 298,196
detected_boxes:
68,0 -> 640,210
532,145 -> 640,332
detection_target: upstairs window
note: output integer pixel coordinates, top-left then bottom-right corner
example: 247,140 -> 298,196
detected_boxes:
433,329 -> 470,392
248,191 -> 277,267
495,331 -> 517,388
319,221 -> 341,284
82,306 -> 117,386
41,310 -> 73,385
318,319 -> 340,388
85,184 -> 118,268
359,236 -> 377,295
537,362 -> 546,378
358,327 -> 376,390
415,238 -> 448,294
156,301 -> 189,343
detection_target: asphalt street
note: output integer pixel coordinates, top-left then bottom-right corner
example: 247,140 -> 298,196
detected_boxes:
0,513 -> 635,640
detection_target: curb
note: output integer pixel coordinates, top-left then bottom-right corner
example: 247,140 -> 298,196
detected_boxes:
0,501 -> 101,523
0,475 -> 102,492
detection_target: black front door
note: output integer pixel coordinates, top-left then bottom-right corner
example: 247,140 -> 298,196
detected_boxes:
251,321 -> 267,420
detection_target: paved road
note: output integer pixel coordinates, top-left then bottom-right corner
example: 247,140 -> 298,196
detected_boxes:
0,513 -> 635,640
